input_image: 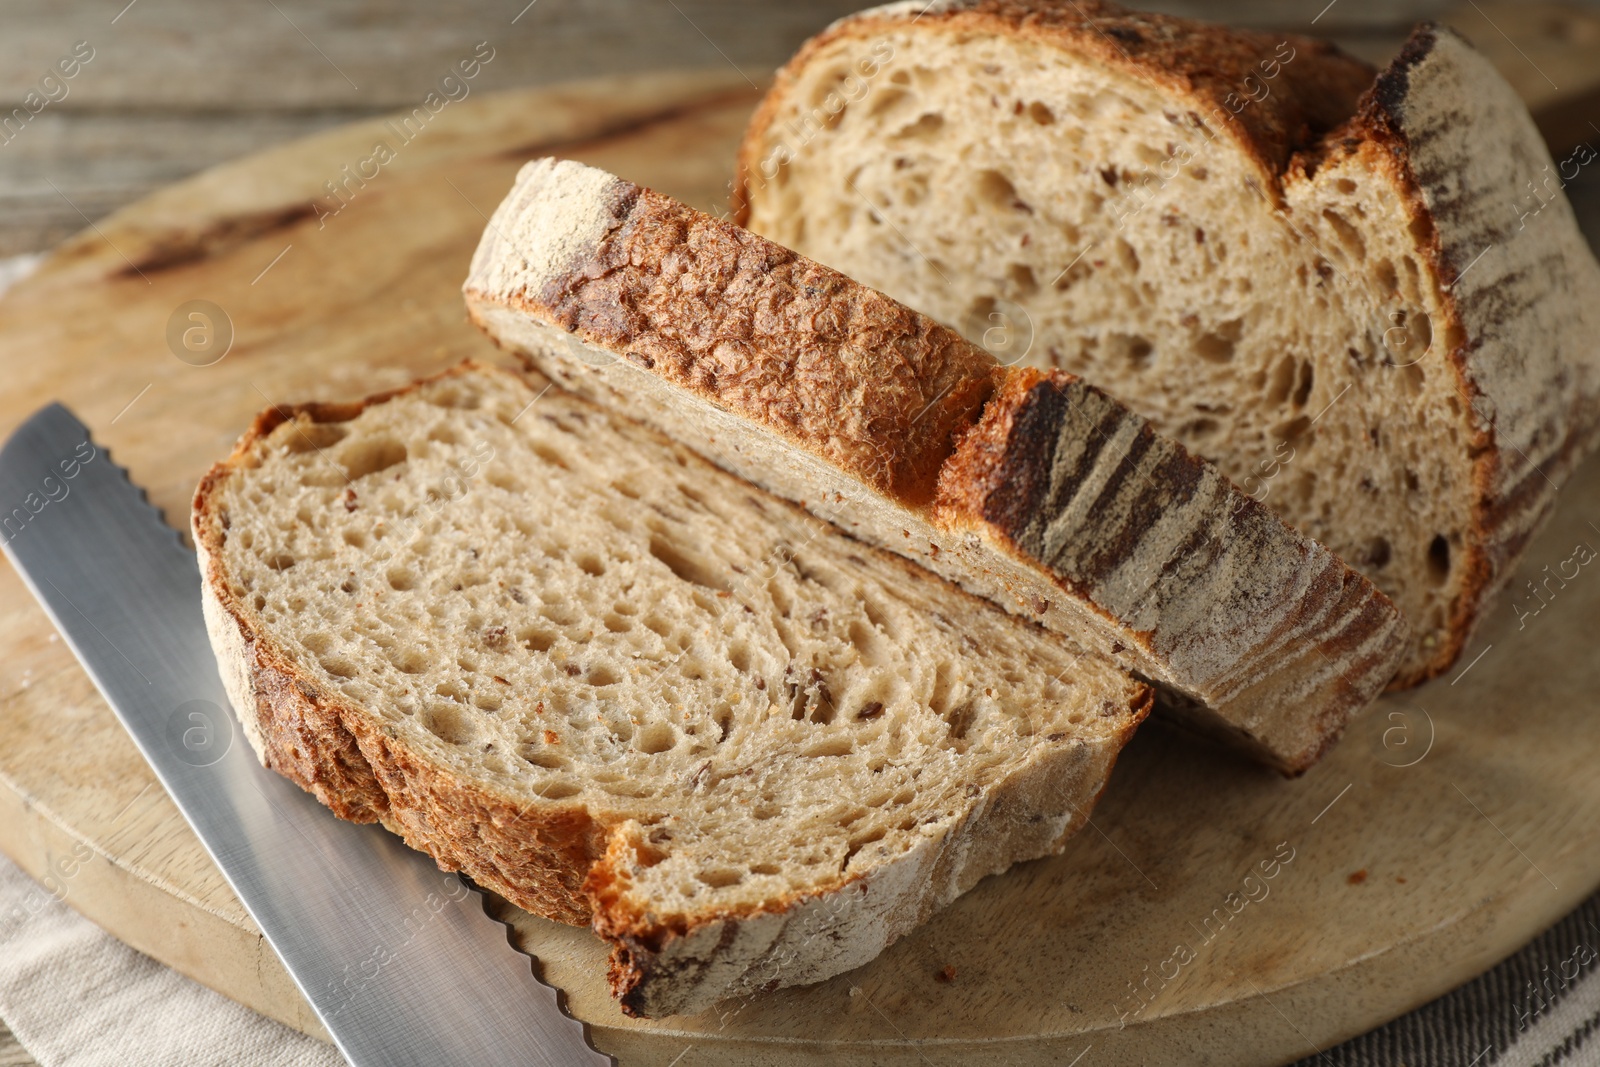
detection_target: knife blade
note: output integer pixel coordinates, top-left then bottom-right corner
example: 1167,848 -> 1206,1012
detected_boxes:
0,403 -> 614,1067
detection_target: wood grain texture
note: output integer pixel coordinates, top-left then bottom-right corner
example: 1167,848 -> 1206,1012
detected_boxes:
0,1023 -> 33,1067
2,1 -> 1596,258
0,0 -> 865,257
0,70 -> 1598,1065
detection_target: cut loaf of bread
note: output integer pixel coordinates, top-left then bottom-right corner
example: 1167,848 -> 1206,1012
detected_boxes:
192,360 -> 1149,1018
734,2 -> 1600,685
463,158 -> 1405,773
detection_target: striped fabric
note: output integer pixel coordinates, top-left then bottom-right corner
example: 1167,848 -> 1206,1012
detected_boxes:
1296,889 -> 1600,1067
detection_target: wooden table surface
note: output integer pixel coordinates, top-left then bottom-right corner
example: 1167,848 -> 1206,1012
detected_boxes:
2,1 -> 1599,1064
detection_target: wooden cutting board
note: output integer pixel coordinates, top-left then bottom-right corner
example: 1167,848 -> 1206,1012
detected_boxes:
2,51 -> 1600,1066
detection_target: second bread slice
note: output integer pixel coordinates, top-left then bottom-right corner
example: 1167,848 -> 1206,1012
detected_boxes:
463,158 -> 1406,772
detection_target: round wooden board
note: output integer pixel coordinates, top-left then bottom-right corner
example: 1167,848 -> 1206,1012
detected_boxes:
1,72 -> 1597,1066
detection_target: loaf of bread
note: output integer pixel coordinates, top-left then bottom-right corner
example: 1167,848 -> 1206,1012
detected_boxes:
463,158 -> 1405,772
734,2 -> 1600,685
192,360 -> 1149,1017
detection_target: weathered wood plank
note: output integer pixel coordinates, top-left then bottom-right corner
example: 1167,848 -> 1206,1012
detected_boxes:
0,1023 -> 36,1067
0,2 -> 1596,257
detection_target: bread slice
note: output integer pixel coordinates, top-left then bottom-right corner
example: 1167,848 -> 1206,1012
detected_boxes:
733,3 -> 1600,687
192,359 -> 1149,1018
463,158 -> 1405,773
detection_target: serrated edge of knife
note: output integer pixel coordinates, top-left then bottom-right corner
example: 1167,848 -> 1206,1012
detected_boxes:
462,876 -> 618,1065
96,433 -> 187,552
1,402 -> 188,556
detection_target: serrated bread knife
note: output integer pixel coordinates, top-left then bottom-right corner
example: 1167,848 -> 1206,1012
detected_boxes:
0,403 -> 614,1067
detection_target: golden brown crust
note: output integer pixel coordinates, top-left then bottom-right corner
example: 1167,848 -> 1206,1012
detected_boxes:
732,0 -> 1374,222
523,178 -> 996,506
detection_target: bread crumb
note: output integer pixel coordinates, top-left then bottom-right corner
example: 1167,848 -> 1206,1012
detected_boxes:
1347,869 -> 1367,885
936,964 -> 957,983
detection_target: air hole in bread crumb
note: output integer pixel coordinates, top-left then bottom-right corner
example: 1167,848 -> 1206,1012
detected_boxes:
804,736 -> 854,758
529,442 -> 568,470
945,703 -> 976,740
698,867 -> 743,889
1292,361 -> 1315,408
267,553 -> 296,571
535,780 -> 581,800
649,535 -> 727,591
975,169 -> 1027,212
1375,259 -> 1398,294
252,594 -> 267,611
539,603 -> 577,626
894,112 -> 944,139
750,862 -> 780,875
1277,415 -> 1312,444
485,468 -> 523,492
577,554 -> 605,577
1114,238 -> 1140,273
1027,100 -> 1054,124
588,665 -> 618,687
421,704 -> 476,745
283,422 -> 347,453
868,87 -> 908,118
1196,319 -> 1242,363
1427,535 -> 1451,585
1266,355 -> 1297,404
319,655 -> 357,679
1107,333 -> 1154,371
1008,262 -> 1038,297
1322,209 -> 1365,259
848,620 -> 882,662
844,826 -> 886,869
391,650 -> 429,675
928,662 -> 957,716
387,567 -> 416,591
340,436 -> 407,480
637,723 -> 676,754
518,747 -> 566,770
513,626 -> 555,653
1367,537 -> 1393,569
